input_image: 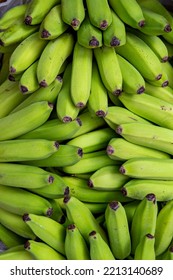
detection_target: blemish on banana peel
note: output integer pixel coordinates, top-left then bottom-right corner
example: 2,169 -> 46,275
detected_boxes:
160,105 -> 172,111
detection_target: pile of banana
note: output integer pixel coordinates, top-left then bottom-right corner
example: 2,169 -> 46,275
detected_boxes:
1,0 -> 173,260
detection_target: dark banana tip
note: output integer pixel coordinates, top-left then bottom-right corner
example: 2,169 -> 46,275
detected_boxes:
67,224 -> 76,231
41,29 -> 51,38
113,89 -> 122,96
109,200 -> 119,211
137,86 -> 145,94
64,186 -> 70,197
24,240 -> 30,249
54,141 -> 60,149
88,179 -> 94,188
121,187 -> 127,196
161,56 -> 169,63
59,214 -> 66,224
156,73 -> 162,80
115,125 -> 123,135
162,80 -> 169,87
46,207 -> 53,217
48,175 -> 54,184
76,117 -> 82,126
24,15 -> 32,25
89,230 -> 97,237
138,20 -> 145,28
146,233 -> 154,239
39,80 -> 48,87
56,75 -> 63,83
78,147 -> 83,158
110,36 -> 120,47
89,36 -> 99,47
119,165 -> 126,174
23,213 -> 31,222
106,145 -> 114,155
9,66 -> 16,74
71,18 -> 80,29
146,193 -> 156,203
62,116 -> 72,123
20,85 -> 28,94
76,102 -> 85,108
169,245 -> 173,253
8,74 -> 15,82
48,102 -> 54,109
164,24 -> 172,33
100,20 -> 108,30
96,110 -> 107,117
63,195 -> 70,204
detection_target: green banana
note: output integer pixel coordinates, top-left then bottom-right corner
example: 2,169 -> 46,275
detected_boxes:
0,101 -> 53,141
18,117 -> 82,141
87,61 -> 108,117
107,137 -> 170,161
77,14 -> 102,48
0,223 -> 25,249
86,0 -> 112,30
9,31 -> 47,74
105,200 -> 131,259
61,0 -> 85,31
71,42 -> 93,108
23,213 -> 65,255
24,0 -> 60,25
0,19 -> 38,47
8,72 -> 23,82
116,32 -> 163,81
0,208 -> 36,239
19,60 -> 40,94
24,240 -> 66,260
89,230 -> 115,260
88,165 -> 129,191
118,91 -> 173,130
39,4 -> 68,40
145,82 -> 173,104
161,60 -> 173,88
56,63 -> 80,122
37,32 -> 74,87
108,0 -> 145,29
67,127 -> 115,153
104,106 -> 150,130
94,46 -> 122,95
65,224 -> 90,260
103,9 -> 126,47
0,245 -> 34,260
162,39 -> 173,59
121,179 -> 173,201
146,69 -> 169,87
130,193 -> 158,254
11,75 -> 63,113
157,244 -> 173,260
134,233 -> 155,260
63,195 -> 108,243
116,122 -> 173,156
117,54 -> 145,94
0,184 -> 53,216
0,3 -> 28,30
154,199 -> 173,256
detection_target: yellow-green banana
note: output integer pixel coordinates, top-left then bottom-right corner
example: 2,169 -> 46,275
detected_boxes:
145,82 -> 173,105
19,60 -> 40,94
157,244 -> 173,260
134,233 -> 155,260
105,200 -> 131,259
0,245 -> 34,260
65,224 -> 90,260
61,0 -> 85,30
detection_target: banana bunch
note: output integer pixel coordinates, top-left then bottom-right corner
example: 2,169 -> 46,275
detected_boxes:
1,0 -> 173,260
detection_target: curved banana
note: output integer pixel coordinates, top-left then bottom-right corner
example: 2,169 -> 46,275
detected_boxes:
61,0 -> 85,30
0,245 -> 34,260
19,60 -> 40,94
134,233 -> 155,260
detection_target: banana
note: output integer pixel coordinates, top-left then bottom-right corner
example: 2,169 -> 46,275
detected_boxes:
0,139 -> 59,162
103,9 -> 126,47
105,200 -> 131,259
134,233 -> 155,260
154,199 -> 173,256
88,165 -> 129,191
146,70 -> 169,87
61,0 -> 85,31
18,117 -> 82,141
37,32 -> 74,87
94,46 -> 122,95
87,61 -> 108,117
130,193 -> 158,254
121,179 -> 173,201
89,230 -> 115,260
24,240 -> 66,260
0,184 -> 53,216
116,32 -> 163,82
67,127 -> 115,153
118,91 -> 173,130
145,82 -> 173,104
0,208 -> 36,239
19,60 -> 40,94
56,63 -> 80,122
162,39 -> 173,60
71,42 -> 93,108
0,245 -> 34,260
9,31 -> 47,74
77,14 -> 102,48
8,72 -> 23,82
23,213 -> 65,255
104,105 -> 150,130
108,0 -> 145,29
0,223 -> 25,249
157,244 -> 173,260
24,0 -> 60,25
0,4 -> 28,30
116,122 -> 173,156
107,137 -> 170,161
65,224 -> 90,260
161,60 -> 173,89
62,176 -> 131,203
22,144 -> 83,168
0,101 -> 53,141
11,75 -> 63,113
63,195 -> 108,243
0,19 -> 38,47
117,54 -> 145,94
123,200 -> 140,226
39,4 -> 68,40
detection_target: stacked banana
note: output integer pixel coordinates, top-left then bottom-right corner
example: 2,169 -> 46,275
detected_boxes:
1,0 -> 173,260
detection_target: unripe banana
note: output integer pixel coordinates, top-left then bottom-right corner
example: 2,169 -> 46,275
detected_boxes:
61,0 -> 85,31
89,230 -> 115,260
105,201 -> 131,259
24,240 -> 66,260
157,244 -> 173,260
161,60 -> 173,89
23,213 -> 65,255
0,245 -> 33,260
145,82 -> 173,104
0,223 -> 25,249
134,233 -> 155,260
19,60 -> 39,94
65,224 -> 90,260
